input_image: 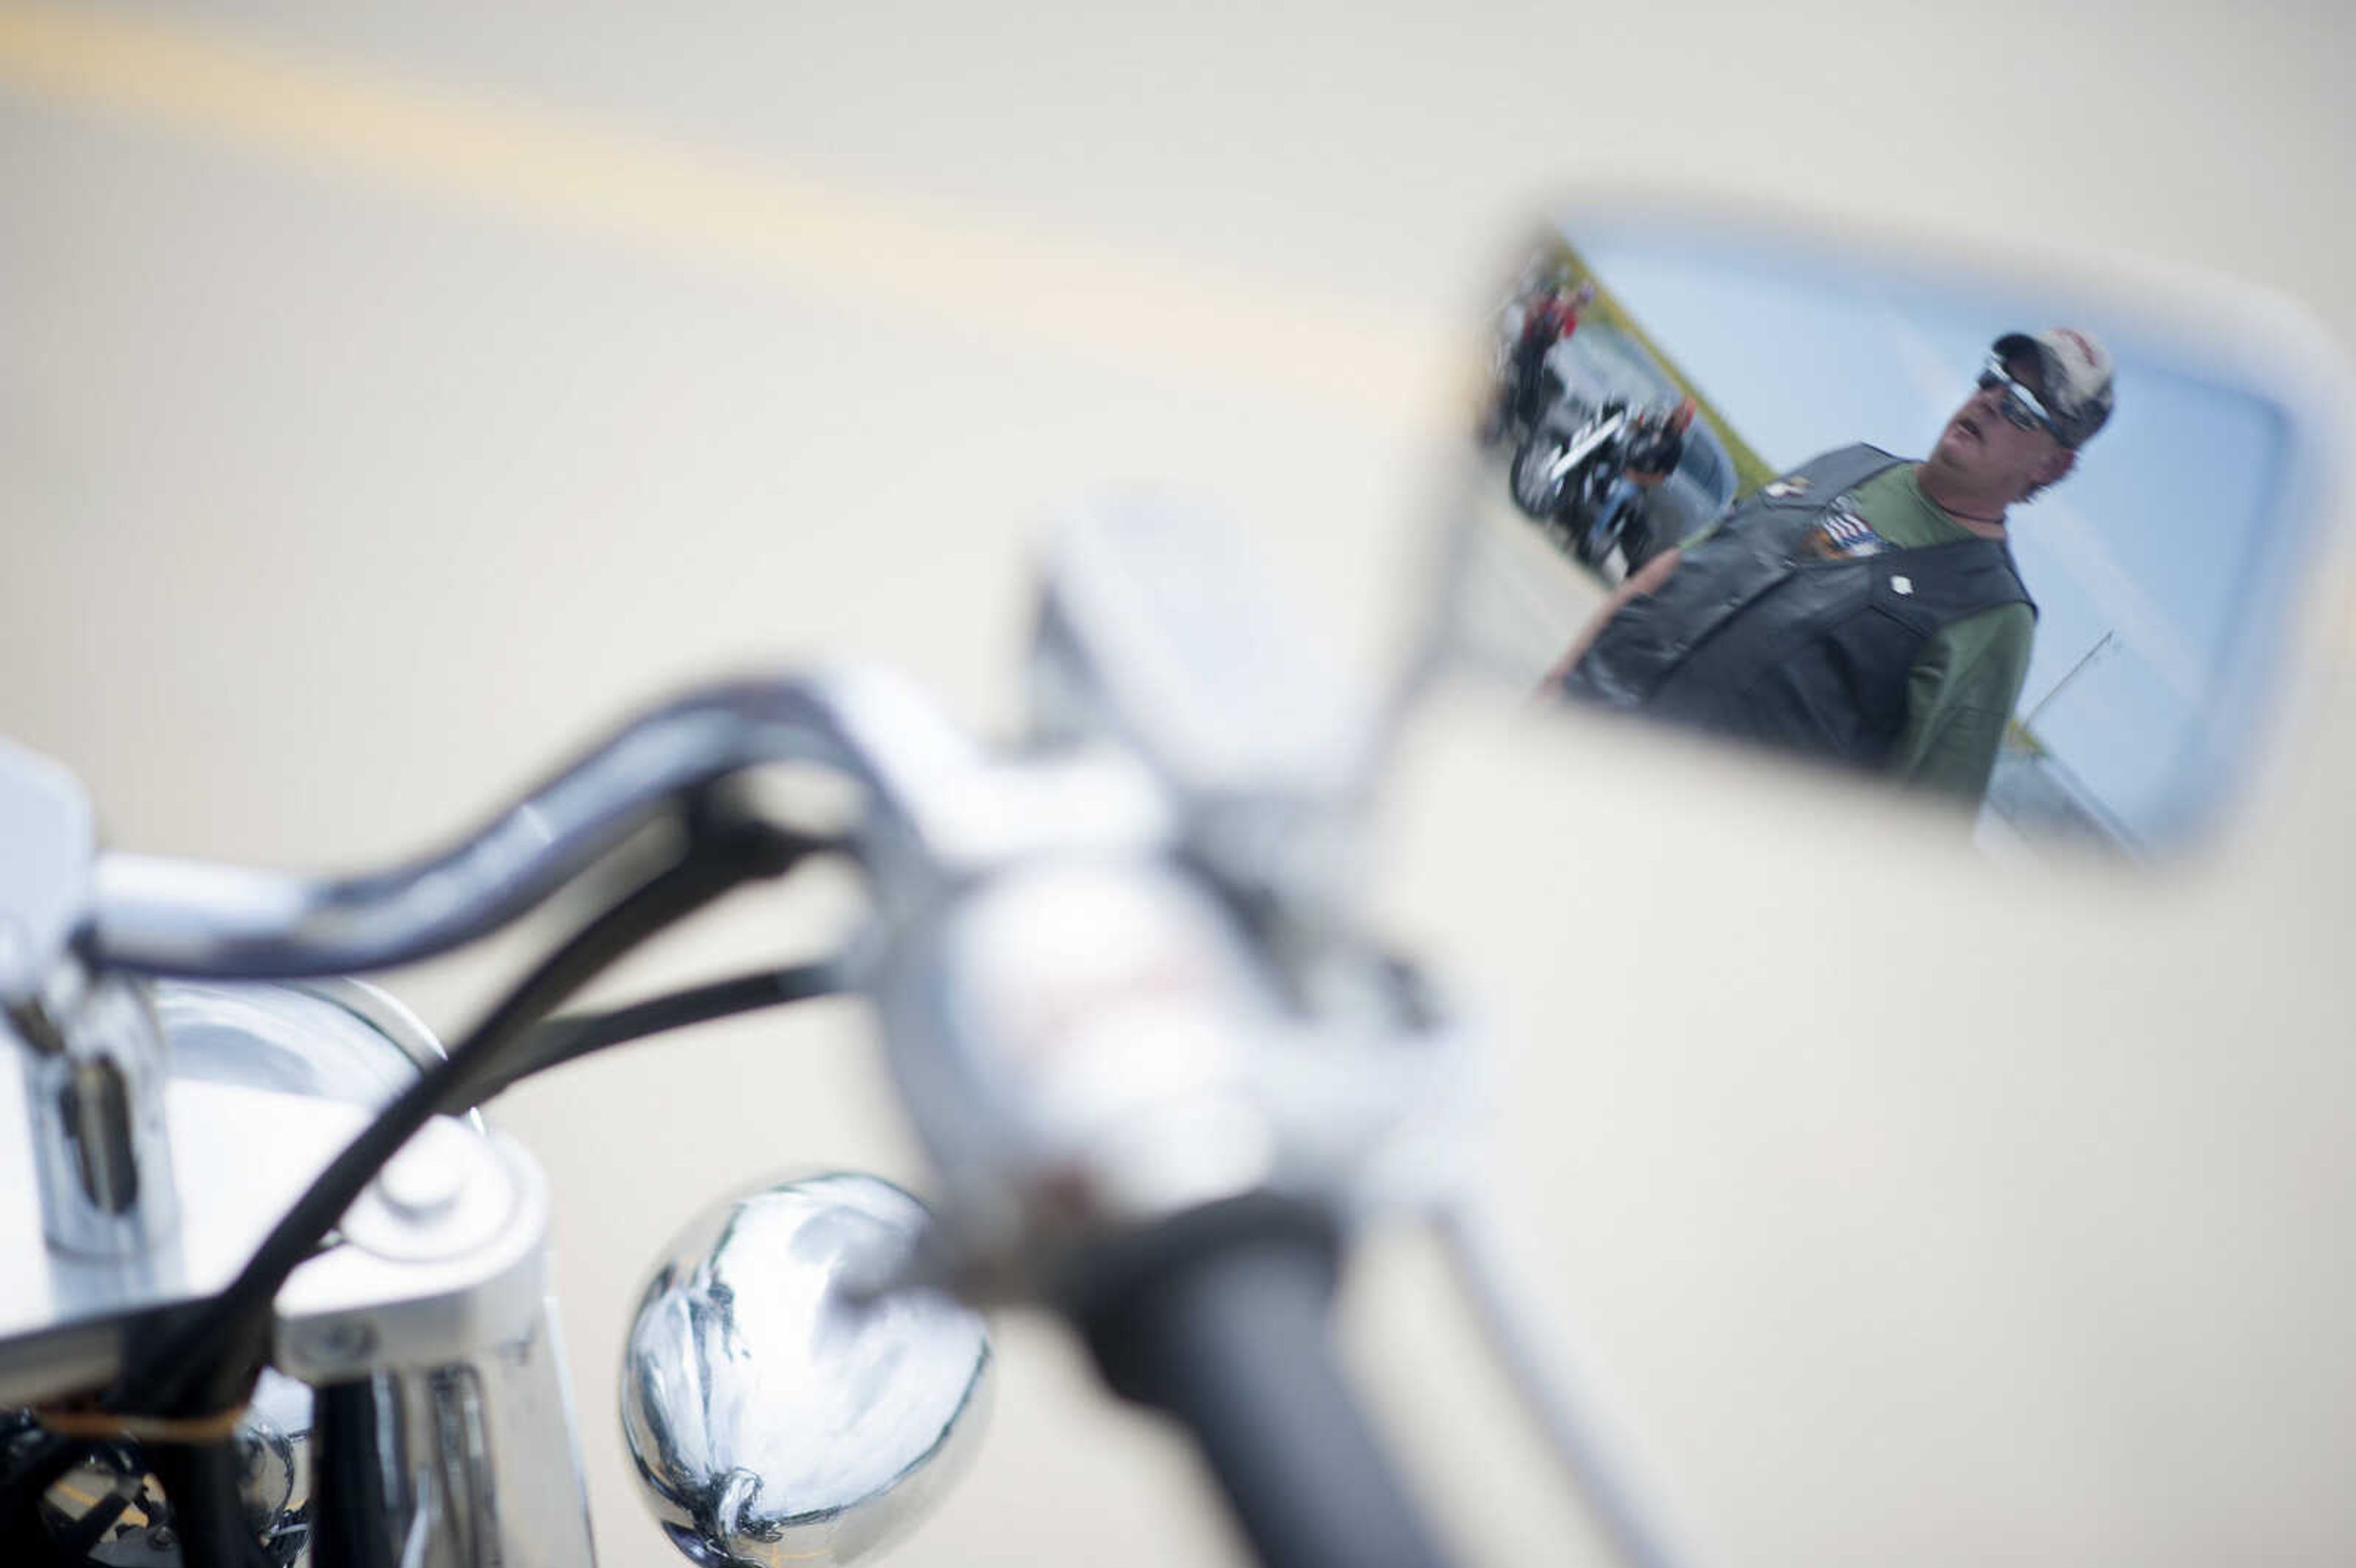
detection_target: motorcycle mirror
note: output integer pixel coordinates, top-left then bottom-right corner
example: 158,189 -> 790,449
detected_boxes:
1421,196 -> 2355,867
620,1172 -> 993,1568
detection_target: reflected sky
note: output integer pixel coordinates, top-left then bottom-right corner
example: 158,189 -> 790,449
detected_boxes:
1571,225 -> 2296,845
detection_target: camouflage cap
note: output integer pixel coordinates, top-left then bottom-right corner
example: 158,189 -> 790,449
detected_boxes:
1993,327 -> 2115,447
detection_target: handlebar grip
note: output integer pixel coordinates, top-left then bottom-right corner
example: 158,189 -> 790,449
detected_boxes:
1073,1206 -> 1453,1568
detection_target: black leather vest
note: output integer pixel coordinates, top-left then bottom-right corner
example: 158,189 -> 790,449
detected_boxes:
1560,445 -> 2036,769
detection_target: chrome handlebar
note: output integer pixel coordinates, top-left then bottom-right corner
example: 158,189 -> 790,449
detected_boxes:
83,667 -> 1170,980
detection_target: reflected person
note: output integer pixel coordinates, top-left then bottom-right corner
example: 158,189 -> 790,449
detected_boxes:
1610,395 -> 1697,574
1545,328 -> 2115,809
1487,277 -> 1596,443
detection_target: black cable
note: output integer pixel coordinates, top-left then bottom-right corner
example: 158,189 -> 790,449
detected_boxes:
52,1490 -> 130,1562
148,1440 -> 272,1568
307,1380 -> 395,1568
111,804 -> 814,1420
461,958 -> 846,1110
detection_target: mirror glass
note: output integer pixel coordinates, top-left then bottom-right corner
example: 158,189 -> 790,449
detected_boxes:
1442,205 -> 2342,863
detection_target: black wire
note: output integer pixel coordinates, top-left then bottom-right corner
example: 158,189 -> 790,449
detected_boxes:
308,1380 -> 395,1568
148,1440 -> 272,1568
460,958 -> 845,1110
110,804 -> 815,1420
51,1488 -> 129,1561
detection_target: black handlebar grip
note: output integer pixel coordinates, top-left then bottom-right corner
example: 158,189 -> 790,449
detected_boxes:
1072,1205 -> 1454,1568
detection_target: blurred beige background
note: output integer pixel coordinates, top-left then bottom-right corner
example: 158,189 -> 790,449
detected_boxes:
6,2 -> 2355,1564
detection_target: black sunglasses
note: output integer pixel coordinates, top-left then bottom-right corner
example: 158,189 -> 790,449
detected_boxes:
1976,360 -> 2065,442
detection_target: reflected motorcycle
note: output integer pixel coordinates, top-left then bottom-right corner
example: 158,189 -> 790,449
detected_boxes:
1510,401 -> 1649,571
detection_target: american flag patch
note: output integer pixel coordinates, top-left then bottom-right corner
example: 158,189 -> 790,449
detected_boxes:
1807,499 -> 1889,559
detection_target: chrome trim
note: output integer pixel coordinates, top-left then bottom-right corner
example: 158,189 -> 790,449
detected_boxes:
321,1300 -> 598,1568
287,976 -> 449,1072
0,981 -> 474,1405
18,971 -> 179,1259
622,1173 -> 992,1567
275,1127 -> 547,1382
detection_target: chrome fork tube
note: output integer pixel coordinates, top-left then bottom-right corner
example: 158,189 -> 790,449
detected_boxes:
311,1296 -> 595,1568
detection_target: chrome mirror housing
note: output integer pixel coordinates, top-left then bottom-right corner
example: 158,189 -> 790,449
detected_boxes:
620,1172 -> 993,1568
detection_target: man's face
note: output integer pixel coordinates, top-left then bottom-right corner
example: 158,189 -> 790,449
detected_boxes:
1926,352 -> 2075,506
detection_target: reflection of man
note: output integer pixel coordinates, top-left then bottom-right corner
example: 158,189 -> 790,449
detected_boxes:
1498,278 -> 1595,434
1611,396 -> 1696,572
1546,329 -> 2115,807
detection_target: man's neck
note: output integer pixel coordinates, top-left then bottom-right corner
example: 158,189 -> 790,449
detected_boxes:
1911,463 -> 2009,540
